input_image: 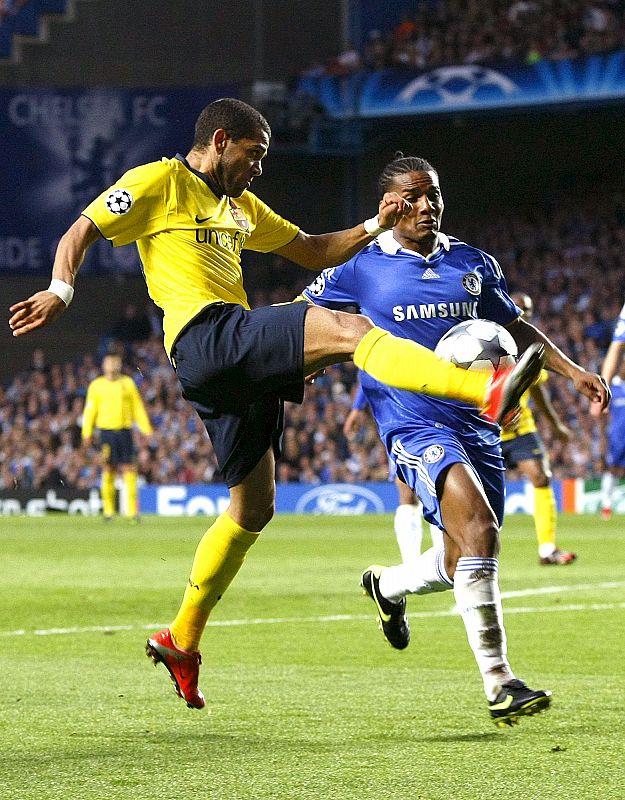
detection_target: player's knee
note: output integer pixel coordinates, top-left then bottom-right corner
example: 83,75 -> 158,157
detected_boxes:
236,499 -> 275,532
460,511 -> 500,558
331,310 -> 374,352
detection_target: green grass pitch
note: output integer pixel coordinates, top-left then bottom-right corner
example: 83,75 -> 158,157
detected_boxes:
1,513 -> 624,800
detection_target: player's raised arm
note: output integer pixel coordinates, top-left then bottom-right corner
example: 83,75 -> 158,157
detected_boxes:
9,215 -> 100,337
274,192 -> 412,269
507,315 -> 611,412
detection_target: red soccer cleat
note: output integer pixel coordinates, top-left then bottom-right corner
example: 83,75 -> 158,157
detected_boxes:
600,507 -> 613,521
482,343 -> 545,426
539,549 -> 577,566
146,629 -> 205,709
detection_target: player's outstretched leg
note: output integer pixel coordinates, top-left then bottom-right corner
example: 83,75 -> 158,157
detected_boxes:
488,680 -> 552,727
351,325 -> 545,426
361,565 -> 410,650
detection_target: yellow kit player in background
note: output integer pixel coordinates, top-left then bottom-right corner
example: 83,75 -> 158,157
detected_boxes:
501,293 -> 576,565
82,353 -> 153,521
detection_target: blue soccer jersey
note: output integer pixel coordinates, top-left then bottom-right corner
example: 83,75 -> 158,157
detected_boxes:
303,230 -> 520,438
611,301 -> 625,344
607,376 -> 625,468
302,230 -> 521,529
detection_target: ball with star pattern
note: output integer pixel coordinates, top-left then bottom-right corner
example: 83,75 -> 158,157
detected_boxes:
434,319 -> 518,373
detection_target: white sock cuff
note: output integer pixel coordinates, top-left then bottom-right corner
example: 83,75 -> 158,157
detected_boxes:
455,556 -> 499,575
435,548 -> 454,587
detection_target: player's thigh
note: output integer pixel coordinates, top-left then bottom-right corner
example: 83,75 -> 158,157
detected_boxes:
438,462 -> 499,557
395,476 -> 417,505
391,427 -> 503,532
303,305 -> 373,374
228,446 -> 276,532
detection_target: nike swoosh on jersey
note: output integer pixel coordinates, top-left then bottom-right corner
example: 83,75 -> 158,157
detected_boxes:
195,215 -> 212,224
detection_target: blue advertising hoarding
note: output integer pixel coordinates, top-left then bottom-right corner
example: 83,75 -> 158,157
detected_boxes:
0,87 -> 235,273
139,480 -> 564,516
297,52 -> 625,119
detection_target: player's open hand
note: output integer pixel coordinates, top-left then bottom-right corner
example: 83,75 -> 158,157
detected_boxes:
9,291 -> 67,336
572,370 -> 611,413
377,192 -> 413,230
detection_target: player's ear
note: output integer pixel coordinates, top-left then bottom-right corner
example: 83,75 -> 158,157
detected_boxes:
212,128 -> 229,154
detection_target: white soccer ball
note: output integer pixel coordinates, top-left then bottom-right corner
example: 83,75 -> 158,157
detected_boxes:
434,319 -> 518,373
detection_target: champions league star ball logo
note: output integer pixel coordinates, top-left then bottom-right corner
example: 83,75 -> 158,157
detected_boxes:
308,268 -> 336,297
397,66 -> 518,107
105,188 -> 133,215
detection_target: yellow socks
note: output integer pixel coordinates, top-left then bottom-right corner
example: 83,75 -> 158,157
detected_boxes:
123,470 -> 139,518
353,327 -> 490,406
170,512 -> 259,652
101,471 -> 116,517
534,485 -> 557,555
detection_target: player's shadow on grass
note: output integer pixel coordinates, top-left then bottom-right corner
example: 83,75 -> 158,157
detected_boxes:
418,732 -> 501,743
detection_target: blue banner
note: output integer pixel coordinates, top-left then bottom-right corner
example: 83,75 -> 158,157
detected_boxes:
298,52 -> 625,119
0,87 -> 235,273
139,480 -> 558,516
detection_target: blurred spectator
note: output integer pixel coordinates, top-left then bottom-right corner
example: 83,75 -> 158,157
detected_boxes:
297,0 -> 625,80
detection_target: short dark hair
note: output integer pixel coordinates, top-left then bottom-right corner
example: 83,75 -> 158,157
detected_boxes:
192,98 -> 271,150
377,152 -> 437,197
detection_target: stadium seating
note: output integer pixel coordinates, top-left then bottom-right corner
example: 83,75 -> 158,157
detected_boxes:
0,0 -> 67,59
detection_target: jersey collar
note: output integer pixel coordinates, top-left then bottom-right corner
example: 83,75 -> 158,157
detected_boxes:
377,229 -> 450,260
174,153 -> 223,198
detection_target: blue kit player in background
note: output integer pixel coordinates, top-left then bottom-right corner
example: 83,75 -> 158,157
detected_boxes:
301,153 -> 610,726
595,299 -> 625,518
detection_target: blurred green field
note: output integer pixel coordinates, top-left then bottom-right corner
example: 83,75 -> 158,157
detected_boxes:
1,513 -> 624,800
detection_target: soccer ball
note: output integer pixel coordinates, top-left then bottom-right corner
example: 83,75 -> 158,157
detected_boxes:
434,319 -> 518,373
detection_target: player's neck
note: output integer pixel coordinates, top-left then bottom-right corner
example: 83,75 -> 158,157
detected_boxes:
184,150 -> 225,198
394,232 -> 439,257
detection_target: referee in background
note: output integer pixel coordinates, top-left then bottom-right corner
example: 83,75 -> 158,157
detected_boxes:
82,353 -> 153,521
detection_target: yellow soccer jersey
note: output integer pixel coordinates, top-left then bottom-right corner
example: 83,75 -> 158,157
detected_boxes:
82,375 -> 153,438
82,156 -> 300,355
500,369 -> 548,441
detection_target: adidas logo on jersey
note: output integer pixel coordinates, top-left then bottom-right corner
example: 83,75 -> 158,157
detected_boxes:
421,267 -> 440,279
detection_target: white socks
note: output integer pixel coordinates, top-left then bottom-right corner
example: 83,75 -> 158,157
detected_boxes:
453,557 -> 514,700
379,546 -> 453,602
601,472 -> 615,510
394,503 -> 423,567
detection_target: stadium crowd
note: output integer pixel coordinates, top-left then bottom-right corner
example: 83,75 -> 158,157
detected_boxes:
306,0 -> 625,77
1,185 -> 623,491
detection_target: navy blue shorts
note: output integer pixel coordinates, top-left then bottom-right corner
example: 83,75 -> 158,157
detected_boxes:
99,428 -> 135,466
171,302 -> 308,487
501,432 -> 545,469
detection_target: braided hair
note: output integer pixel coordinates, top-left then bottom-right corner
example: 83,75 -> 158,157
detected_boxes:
377,151 -> 437,197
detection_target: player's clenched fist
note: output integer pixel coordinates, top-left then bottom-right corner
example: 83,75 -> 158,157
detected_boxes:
378,191 -> 413,229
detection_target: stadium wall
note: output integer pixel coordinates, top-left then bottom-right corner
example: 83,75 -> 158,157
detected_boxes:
0,0 -> 343,86
0,479 -> 614,516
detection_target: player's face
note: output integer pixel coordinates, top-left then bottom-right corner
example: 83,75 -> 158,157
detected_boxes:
389,170 -> 444,254
102,355 -> 122,378
217,130 -> 269,197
